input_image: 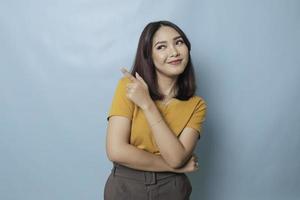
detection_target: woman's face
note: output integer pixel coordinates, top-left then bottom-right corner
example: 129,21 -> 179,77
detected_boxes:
151,26 -> 189,78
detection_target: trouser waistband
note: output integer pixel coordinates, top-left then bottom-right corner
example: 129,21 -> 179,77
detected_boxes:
112,162 -> 177,185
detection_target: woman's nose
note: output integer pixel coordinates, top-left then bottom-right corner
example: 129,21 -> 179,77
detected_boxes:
170,46 -> 179,57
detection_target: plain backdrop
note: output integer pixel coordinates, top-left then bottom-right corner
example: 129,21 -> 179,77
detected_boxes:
1,0 -> 299,199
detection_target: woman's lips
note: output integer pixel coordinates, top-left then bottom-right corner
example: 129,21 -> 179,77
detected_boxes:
168,59 -> 182,65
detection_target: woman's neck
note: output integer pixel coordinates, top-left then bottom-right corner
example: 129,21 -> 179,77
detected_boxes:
157,75 -> 178,98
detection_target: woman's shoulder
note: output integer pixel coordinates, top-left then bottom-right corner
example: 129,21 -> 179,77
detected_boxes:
187,95 -> 206,104
185,96 -> 207,111
113,76 -> 132,91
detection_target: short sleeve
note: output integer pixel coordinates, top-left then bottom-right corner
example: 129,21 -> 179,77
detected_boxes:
186,98 -> 207,136
107,77 -> 134,121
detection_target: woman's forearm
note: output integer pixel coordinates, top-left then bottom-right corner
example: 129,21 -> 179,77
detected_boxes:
142,100 -> 187,168
108,143 -> 176,172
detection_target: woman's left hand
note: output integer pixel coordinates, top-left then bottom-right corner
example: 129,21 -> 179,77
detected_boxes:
121,68 -> 153,110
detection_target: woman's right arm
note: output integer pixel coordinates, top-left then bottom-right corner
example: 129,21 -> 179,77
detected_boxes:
106,116 -> 197,173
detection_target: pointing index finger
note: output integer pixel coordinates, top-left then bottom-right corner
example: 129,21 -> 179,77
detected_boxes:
120,67 -> 136,82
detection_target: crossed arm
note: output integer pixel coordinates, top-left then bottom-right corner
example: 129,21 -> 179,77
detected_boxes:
106,114 -> 199,173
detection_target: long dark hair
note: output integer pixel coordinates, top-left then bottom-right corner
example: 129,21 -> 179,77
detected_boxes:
131,21 -> 196,101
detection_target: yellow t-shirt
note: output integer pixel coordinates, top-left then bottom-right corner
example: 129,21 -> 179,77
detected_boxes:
107,77 -> 207,155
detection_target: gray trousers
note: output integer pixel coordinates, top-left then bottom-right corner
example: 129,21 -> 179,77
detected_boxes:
104,163 -> 192,200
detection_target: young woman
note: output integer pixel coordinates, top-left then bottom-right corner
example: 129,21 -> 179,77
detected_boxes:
104,21 -> 207,200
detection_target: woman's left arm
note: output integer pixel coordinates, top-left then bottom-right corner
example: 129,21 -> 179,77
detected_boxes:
143,101 -> 199,169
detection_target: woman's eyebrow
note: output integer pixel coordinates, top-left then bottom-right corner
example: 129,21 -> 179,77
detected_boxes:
173,35 -> 182,40
154,41 -> 166,47
154,36 -> 183,47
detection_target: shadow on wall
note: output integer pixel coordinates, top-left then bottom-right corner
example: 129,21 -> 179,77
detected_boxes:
190,119 -> 217,199
189,62 -> 222,200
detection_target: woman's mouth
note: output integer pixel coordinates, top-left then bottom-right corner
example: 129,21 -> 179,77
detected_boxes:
167,59 -> 182,65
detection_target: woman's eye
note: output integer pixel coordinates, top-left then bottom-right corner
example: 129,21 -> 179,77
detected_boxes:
157,45 -> 166,50
176,40 -> 184,45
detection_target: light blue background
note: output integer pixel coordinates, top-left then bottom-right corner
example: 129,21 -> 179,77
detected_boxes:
1,0 -> 299,199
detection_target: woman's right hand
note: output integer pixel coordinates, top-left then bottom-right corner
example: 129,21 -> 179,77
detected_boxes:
173,154 -> 199,173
